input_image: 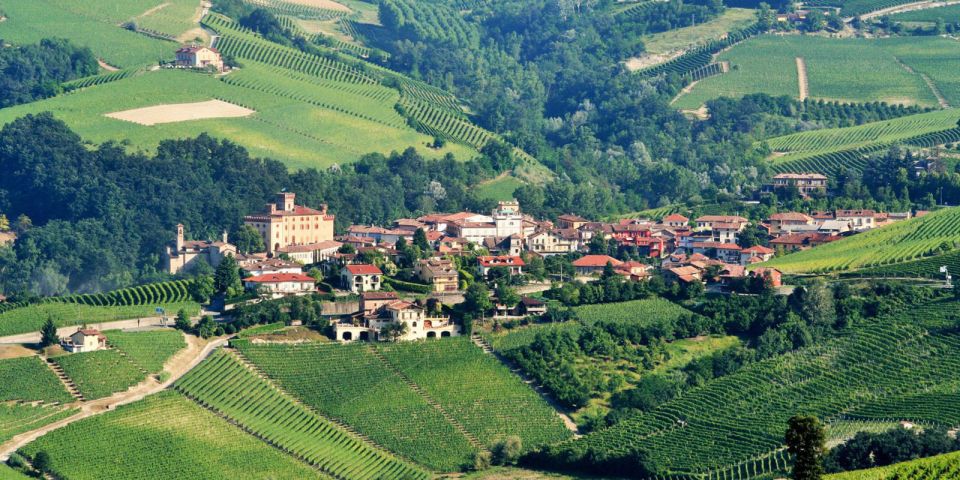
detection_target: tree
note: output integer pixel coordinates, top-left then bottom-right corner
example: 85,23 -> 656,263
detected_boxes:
175,309 -> 191,331
803,282 -> 836,328
380,321 -> 408,341
196,315 -> 217,338
413,228 -> 431,252
490,436 -> 522,465
472,450 -> 491,470
463,281 -> 493,315
214,255 -> 242,296
786,415 -> 826,480
39,317 -> 58,348
15,214 -> 32,235
495,281 -> 520,308
188,275 -> 216,303
32,451 -> 51,474
0,214 -> 8,231
231,225 -> 265,254
804,10 -> 827,31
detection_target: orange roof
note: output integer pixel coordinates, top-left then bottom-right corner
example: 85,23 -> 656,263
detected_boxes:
572,255 -> 623,267
345,264 -> 383,275
741,245 -> 774,254
662,214 -> 689,223
769,212 -> 812,222
478,255 -> 525,267
243,273 -> 315,283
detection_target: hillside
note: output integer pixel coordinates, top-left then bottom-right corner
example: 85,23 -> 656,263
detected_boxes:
825,450 -> 960,479
759,207 -> 960,274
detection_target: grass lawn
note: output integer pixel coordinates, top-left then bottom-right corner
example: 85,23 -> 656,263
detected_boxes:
0,68 -> 477,170
675,35 -> 957,109
476,175 -> 525,201
654,335 -> 742,374
0,302 -> 200,337
640,8 -> 757,55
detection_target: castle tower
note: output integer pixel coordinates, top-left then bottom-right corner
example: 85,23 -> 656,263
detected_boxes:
176,224 -> 185,251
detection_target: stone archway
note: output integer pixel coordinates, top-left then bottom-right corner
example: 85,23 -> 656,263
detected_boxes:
359,331 -> 369,341
440,331 -> 451,338
342,331 -> 353,341
427,331 -> 437,338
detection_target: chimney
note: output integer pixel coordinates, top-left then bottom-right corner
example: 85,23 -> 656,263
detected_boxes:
176,224 -> 184,251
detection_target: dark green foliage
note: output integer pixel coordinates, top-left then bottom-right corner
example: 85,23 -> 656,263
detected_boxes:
39,317 -> 57,348
825,427 -> 960,473
786,415 -> 826,480
0,38 -> 98,108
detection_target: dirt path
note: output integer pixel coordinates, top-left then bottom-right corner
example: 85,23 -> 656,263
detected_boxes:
138,2 -> 171,18
894,56 -> 949,108
0,334 -> 227,461
796,57 -> 809,101
859,0 -> 960,20
97,59 -> 119,72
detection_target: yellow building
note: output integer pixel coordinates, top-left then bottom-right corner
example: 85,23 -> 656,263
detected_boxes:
244,192 -> 336,255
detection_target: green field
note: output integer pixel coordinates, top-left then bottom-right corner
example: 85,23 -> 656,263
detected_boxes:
175,349 -> 428,479
53,349 -> 148,400
0,356 -> 73,404
0,464 -> 31,480
0,0 -> 191,68
853,248 -> 960,279
0,403 -> 76,444
638,8 -> 757,56
573,297 -> 696,324
890,3 -> 960,22
760,207 -> 960,274
676,35 -> 960,109
18,392 -> 326,480
475,175 -> 525,201
825,450 -> 960,479
105,329 -> 186,373
545,299 -> 960,478
0,301 -> 200,337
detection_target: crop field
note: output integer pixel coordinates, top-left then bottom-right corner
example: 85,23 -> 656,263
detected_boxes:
0,301 -> 200,337
825,450 -> 960,479
546,299 -> 960,478
573,297 -> 696,324
175,349 -> 428,479
675,35 -> 960,109
53,350 -> 147,400
639,8 -> 758,56
891,3 -> 960,22
18,392 -> 325,480
0,464 -> 30,480
475,176 -> 525,201
0,69 -> 474,171
0,356 -> 73,404
0,0 -> 181,68
376,338 -> 573,449
0,404 -> 76,444
105,329 -> 186,373
853,248 -> 960,279
760,207 -> 960,274
235,340 -> 478,471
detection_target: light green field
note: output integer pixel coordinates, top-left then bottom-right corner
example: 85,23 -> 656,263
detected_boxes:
19,392 -> 325,480
826,450 -> 960,479
676,35 -> 960,109
475,175 -> 525,201
655,335 -> 742,373
766,109 -> 960,162
891,3 -> 960,22
0,68 -> 476,170
0,301 -> 200,337
0,0 -> 195,67
640,8 -> 757,55
760,207 -> 960,274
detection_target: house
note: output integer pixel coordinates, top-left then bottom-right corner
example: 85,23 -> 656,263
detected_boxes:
175,45 -> 224,72
244,192 -> 335,256
834,209 -> 876,231
333,299 -> 459,342
360,291 -> 400,314
62,329 -> 108,353
765,173 -> 828,196
665,265 -> 703,284
164,224 -> 237,274
414,258 -> 460,293
691,242 -> 742,264
572,255 -> 623,276
767,212 -> 814,235
740,245 -> 775,265
694,216 -> 749,243
276,240 -> 342,265
527,229 -> 580,256
242,258 -> 304,277
448,220 -> 498,244
346,225 -> 411,245
477,255 -> 525,277
615,261 -> 653,281
341,264 -> 383,293
557,214 -> 590,230
244,273 -> 316,298
661,214 -> 690,228
770,232 -> 840,252
751,267 -> 783,288
517,296 -> 547,316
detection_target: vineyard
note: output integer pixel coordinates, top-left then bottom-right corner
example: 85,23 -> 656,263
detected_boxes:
760,206 -> 960,274
174,349 -> 428,479
543,299 -> 960,478
378,0 -> 480,48
802,0 -> 920,17
573,297 -> 696,324
852,248 -> 960,279
0,301 -> 200,338
52,349 -> 150,400
375,337 -> 573,449
825,450 -> 960,479
18,392 -> 326,479
0,356 -> 73,404
105,329 -> 186,373
234,340 -> 477,471
636,24 -> 761,79
243,0 -> 350,20
0,404 -> 76,444
890,3 -> 960,22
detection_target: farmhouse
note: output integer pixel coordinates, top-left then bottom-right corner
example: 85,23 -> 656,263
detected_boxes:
175,45 -> 224,72
765,173 -> 828,197
527,229 -> 580,256
333,298 -> 459,342
414,258 -> 459,293
341,264 -> 383,293
572,255 -> 622,276
164,224 -> 237,275
243,273 -> 316,298
477,255 -> 525,277
834,209 -> 877,231
767,212 -> 814,235
244,192 -> 335,255
694,215 -> 748,243
62,329 -> 107,353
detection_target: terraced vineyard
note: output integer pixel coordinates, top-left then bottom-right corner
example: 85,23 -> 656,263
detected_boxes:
244,0 -> 350,20
235,340 -> 477,471
0,301 -> 200,337
0,356 -> 73,404
0,404 -> 76,444
105,329 -> 186,373
52,349 -> 149,400
542,299 -> 960,478
853,248 -> 960,279
573,297 -> 696,324
636,24 -> 760,79
825,450 -> 960,479
175,349 -> 428,479
376,337 -> 573,449
760,207 -> 960,274
18,392 -> 326,480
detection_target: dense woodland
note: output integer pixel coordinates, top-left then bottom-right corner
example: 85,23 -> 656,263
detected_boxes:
0,38 -> 98,108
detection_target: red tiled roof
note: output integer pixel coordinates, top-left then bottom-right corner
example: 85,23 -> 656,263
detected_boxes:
695,215 -> 748,223
692,242 -> 742,251
362,291 -> 399,301
662,214 -> 689,223
243,273 -> 316,283
558,214 -> 589,222
573,255 -> 623,267
277,240 -> 342,253
478,255 -> 525,267
345,264 -> 383,275
835,209 -> 876,217
769,212 -> 813,222
177,45 -> 220,54
741,245 -> 774,254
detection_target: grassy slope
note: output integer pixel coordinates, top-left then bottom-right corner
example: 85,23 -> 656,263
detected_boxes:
640,8 -> 757,55
676,35 -> 960,109
0,68 -> 474,170
18,392 -> 325,480
825,450 -> 960,479
760,207 -> 960,274
475,175 -> 525,201
0,301 -> 200,337
891,3 -> 960,22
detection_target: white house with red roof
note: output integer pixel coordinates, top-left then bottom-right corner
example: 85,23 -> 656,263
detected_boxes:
62,329 -> 108,353
175,45 -> 224,72
477,255 -> 525,277
340,264 -> 383,293
739,245 -> 775,265
333,297 -> 459,342
244,273 -> 317,298
661,213 -> 690,228
572,255 -> 622,276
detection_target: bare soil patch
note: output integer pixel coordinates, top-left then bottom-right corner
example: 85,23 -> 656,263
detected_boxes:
624,50 -> 684,72
98,59 -> 119,72
105,100 -> 255,126
281,0 -> 352,12
0,345 -> 35,359
796,57 -> 809,101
